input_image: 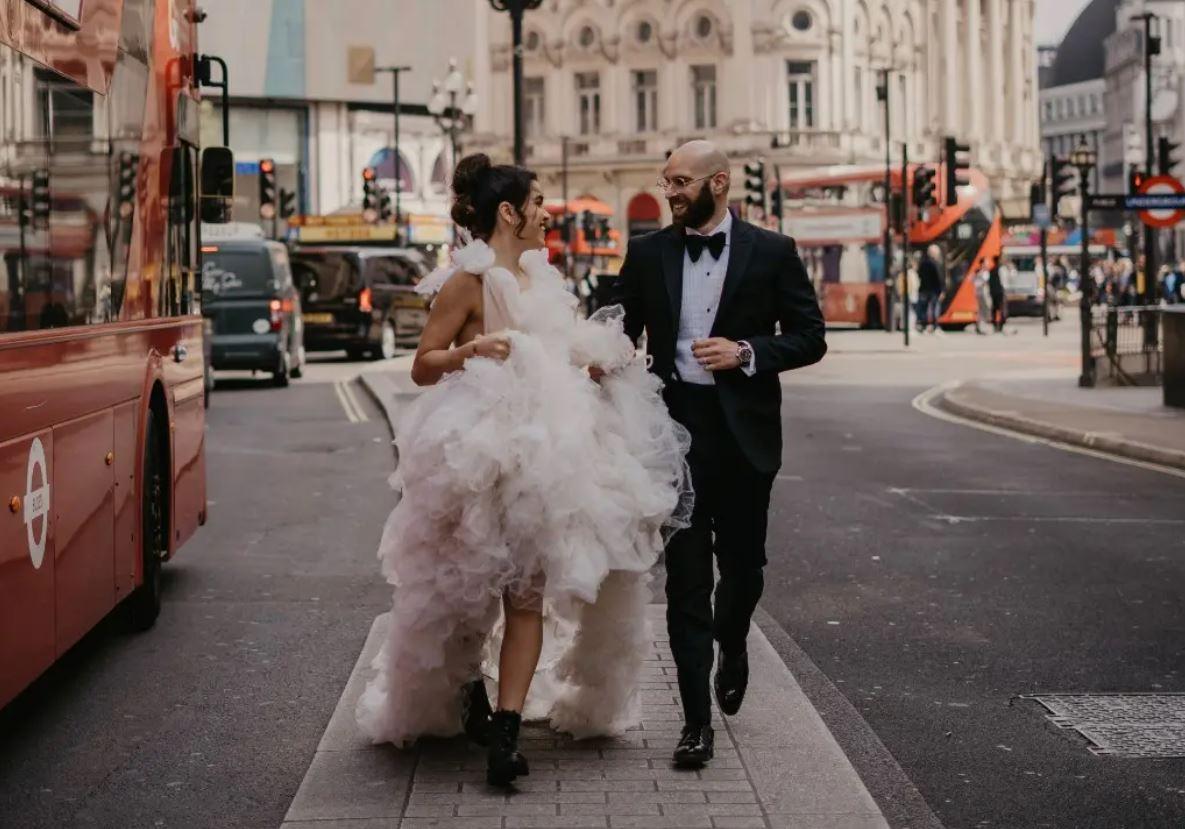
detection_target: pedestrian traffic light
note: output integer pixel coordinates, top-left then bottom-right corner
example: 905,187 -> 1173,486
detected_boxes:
912,165 -> 937,210
1050,155 -> 1076,218
743,160 -> 766,212
362,167 -> 379,222
1158,136 -> 1180,177
581,210 -> 596,240
31,168 -> 50,228
943,137 -> 971,207
596,216 -> 611,244
1129,165 -> 1146,195
769,184 -> 784,220
117,152 -> 139,219
279,187 -> 297,219
258,158 -> 277,220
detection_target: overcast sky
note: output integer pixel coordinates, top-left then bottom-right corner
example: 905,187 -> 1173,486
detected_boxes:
1035,0 -> 1095,45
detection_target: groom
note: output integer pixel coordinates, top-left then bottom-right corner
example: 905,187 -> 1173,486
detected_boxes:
615,140 -> 827,766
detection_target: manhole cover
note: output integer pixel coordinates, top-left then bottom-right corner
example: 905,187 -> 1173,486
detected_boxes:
1024,693 -> 1185,757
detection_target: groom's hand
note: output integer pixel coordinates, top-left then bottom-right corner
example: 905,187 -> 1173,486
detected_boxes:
692,338 -> 741,371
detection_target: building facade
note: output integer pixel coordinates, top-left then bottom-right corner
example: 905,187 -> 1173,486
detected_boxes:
196,0 -> 477,241
471,0 -> 1043,232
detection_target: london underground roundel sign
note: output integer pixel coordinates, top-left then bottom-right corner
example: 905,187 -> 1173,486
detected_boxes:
1137,175 -> 1185,229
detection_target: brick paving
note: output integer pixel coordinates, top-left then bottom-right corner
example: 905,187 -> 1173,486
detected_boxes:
394,606 -> 770,829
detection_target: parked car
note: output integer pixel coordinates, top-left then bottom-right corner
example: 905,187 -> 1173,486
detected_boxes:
201,238 -> 305,387
289,246 -> 430,360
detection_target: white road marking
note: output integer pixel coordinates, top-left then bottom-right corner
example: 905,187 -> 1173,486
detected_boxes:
912,381 -> 1185,481
333,381 -> 361,424
932,515 -> 1185,526
339,379 -> 370,423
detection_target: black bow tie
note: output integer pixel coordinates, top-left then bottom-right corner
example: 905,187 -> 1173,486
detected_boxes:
685,231 -> 726,263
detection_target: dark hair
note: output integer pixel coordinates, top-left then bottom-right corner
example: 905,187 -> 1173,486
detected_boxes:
450,153 -> 538,240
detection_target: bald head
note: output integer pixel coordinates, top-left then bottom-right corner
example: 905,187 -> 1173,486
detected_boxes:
662,140 -> 731,231
666,140 -> 729,178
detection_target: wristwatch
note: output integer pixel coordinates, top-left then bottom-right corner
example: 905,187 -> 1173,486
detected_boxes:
736,341 -> 753,368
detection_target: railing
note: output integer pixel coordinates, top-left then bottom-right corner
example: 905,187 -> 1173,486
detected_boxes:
1089,304 -> 1163,385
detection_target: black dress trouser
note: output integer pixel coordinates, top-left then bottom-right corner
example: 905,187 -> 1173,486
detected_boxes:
663,381 -> 776,726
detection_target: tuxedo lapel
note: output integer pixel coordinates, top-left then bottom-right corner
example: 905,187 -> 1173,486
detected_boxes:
714,219 -> 754,331
660,229 -> 684,327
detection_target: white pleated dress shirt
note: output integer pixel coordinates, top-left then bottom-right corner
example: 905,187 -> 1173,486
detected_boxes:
674,211 -> 756,385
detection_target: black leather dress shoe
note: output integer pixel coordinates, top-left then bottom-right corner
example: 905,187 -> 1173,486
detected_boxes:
673,723 -> 714,767
714,649 -> 749,716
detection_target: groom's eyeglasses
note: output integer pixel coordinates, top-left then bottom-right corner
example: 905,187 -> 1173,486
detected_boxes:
656,174 -> 712,193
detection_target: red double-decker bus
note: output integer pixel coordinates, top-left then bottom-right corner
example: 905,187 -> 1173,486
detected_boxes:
780,164 -> 1003,330
0,0 -> 218,709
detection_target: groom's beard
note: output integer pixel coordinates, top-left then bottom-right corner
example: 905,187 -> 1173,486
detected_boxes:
669,183 -> 717,231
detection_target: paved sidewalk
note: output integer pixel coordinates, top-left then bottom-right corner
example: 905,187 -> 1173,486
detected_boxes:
935,378 -> 1185,472
281,607 -> 887,829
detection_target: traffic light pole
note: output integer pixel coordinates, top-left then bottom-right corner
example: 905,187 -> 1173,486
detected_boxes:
880,70 -> 894,333
1078,169 -> 1095,388
1040,158 -> 1050,338
1136,12 -> 1159,350
901,142 -> 910,348
561,135 -> 571,278
376,66 -> 411,244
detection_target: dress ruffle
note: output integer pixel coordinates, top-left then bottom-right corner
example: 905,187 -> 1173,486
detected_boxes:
355,242 -> 691,746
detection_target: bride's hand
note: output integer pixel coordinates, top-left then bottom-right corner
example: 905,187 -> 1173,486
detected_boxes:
472,333 -> 511,362
587,365 -> 606,382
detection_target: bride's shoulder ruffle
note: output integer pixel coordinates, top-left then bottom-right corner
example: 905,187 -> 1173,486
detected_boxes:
415,239 -> 497,296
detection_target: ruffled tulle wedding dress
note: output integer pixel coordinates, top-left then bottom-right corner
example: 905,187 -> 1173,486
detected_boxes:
354,240 -> 692,747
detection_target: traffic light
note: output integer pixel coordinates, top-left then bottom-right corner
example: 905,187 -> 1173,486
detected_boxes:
117,152 -> 139,219
31,168 -> 50,228
912,165 -> 937,210
279,187 -> 297,219
1129,165 -> 1146,195
1158,136 -> 1180,176
258,158 -> 277,219
596,216 -> 611,244
362,167 -> 379,222
581,210 -> 595,240
769,184 -> 784,220
378,188 -> 393,223
1050,155 -> 1076,218
943,137 -> 971,206
743,160 -> 766,212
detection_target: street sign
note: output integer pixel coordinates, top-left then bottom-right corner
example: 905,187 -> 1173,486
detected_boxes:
1135,175 -> 1185,228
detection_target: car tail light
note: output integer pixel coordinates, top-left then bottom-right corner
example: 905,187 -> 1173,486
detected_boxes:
359,287 -> 373,313
269,298 -> 283,332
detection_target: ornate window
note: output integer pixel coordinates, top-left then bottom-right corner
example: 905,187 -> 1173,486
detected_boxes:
578,25 -> 597,49
791,10 -> 813,32
525,30 -> 541,52
524,77 -> 545,138
637,20 -> 653,44
633,69 -> 658,132
576,71 -> 601,135
786,60 -> 816,129
692,64 -> 717,129
694,14 -> 713,40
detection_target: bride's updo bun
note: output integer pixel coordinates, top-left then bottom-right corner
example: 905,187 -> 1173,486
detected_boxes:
450,152 -> 537,240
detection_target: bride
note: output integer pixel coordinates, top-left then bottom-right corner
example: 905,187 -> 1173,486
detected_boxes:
355,153 -> 691,787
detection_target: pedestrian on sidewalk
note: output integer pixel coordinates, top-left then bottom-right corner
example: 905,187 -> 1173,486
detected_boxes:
356,154 -> 694,788
973,259 -> 991,335
988,257 -> 1006,333
917,245 -> 944,333
615,140 -> 827,768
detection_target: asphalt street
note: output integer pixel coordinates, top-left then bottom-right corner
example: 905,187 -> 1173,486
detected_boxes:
764,330 -> 1185,829
0,358 -> 396,829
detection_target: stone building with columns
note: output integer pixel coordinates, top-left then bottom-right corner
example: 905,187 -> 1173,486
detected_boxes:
468,0 -> 1042,234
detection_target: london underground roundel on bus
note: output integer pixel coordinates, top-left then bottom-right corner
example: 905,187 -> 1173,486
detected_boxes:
24,438 -> 50,569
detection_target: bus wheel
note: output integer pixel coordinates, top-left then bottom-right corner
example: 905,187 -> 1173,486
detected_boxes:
127,413 -> 165,631
863,296 -> 884,330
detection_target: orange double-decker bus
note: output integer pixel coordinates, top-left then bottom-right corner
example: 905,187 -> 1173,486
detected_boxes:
780,164 -> 1003,330
0,0 -> 223,709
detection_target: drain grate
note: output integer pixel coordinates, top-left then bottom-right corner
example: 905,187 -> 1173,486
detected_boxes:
1024,693 -> 1185,758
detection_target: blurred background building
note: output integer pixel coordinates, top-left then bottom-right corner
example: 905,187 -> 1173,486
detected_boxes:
197,0 -> 478,244
469,0 -> 1043,233
1039,0 -> 1185,253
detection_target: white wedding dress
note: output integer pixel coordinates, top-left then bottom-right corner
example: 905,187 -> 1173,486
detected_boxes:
354,240 -> 692,746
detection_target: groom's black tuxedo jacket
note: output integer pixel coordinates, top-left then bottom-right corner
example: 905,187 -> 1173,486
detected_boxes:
615,218 -> 826,474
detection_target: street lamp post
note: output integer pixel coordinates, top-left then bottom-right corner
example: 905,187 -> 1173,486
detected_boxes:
876,69 -> 895,332
428,58 -> 479,171
1133,11 -> 1161,350
487,0 -> 544,165
1071,137 -> 1098,388
375,65 -> 412,238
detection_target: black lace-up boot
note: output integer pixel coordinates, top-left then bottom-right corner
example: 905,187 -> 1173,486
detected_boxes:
487,710 -> 529,786
460,679 -> 493,746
